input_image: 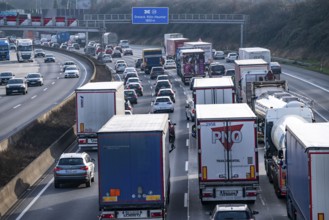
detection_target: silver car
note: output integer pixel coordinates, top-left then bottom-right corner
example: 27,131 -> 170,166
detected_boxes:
210,204 -> 258,220
54,152 -> 95,188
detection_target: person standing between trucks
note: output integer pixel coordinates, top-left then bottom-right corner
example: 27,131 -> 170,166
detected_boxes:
265,70 -> 275,81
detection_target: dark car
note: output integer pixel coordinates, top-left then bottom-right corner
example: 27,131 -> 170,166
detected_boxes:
0,71 -> 15,85
150,66 -> 165,80
124,89 -> 138,104
25,73 -> 43,86
53,152 -> 95,188
157,88 -> 176,103
51,43 -> 60,48
72,43 -> 80,50
6,78 -> 28,95
210,204 -> 258,220
34,49 -> 46,58
112,50 -> 122,58
126,82 -> 143,96
44,54 -> 56,63
135,58 -> 143,68
208,63 -> 225,77
155,80 -> 172,94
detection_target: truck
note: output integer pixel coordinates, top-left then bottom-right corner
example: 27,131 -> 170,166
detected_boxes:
234,59 -> 288,108
16,38 -> 33,62
179,48 -> 205,84
0,38 -> 10,61
238,47 -> 281,79
97,114 -> 171,219
142,48 -> 163,75
260,100 -> 314,197
75,82 -> 125,150
184,41 -> 213,66
175,45 -> 193,77
192,77 -> 235,105
164,33 -> 183,52
75,33 -> 86,47
165,37 -> 189,59
196,103 -> 259,203
103,32 -> 118,46
56,32 -> 70,44
285,122 -> 329,220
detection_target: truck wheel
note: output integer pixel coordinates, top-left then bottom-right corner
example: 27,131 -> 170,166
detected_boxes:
54,181 -> 60,188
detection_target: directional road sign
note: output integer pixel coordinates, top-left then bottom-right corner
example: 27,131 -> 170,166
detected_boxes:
132,7 -> 169,24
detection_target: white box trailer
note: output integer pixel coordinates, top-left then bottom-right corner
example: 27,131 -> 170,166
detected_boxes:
196,103 -> 259,203
193,77 -> 235,105
75,82 -> 125,150
238,47 -> 271,63
286,122 -> 329,220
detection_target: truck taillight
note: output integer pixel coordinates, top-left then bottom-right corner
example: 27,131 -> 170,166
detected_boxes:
202,166 -> 207,180
150,210 -> 163,218
78,138 -> 87,144
192,109 -> 195,114
318,213 -> 324,220
99,212 -> 115,219
202,192 -> 214,198
250,165 -> 255,179
246,192 -> 257,197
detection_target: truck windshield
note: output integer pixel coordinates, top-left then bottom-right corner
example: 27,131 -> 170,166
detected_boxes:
0,45 -> 9,51
17,45 -> 32,51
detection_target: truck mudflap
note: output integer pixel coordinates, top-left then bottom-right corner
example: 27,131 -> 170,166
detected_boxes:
98,209 -> 166,219
200,185 -> 258,202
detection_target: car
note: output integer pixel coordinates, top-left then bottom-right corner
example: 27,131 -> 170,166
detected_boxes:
60,44 -> 67,50
156,74 -> 169,82
213,50 -> 225,59
41,42 -> 50,47
115,59 -> 126,67
163,59 -> 176,69
125,110 -> 132,115
115,63 -> 127,73
150,66 -> 165,80
209,204 -> 258,220
44,54 -> 56,63
124,72 -> 139,84
9,43 -> 16,50
0,71 -> 15,85
124,89 -> 138,104
123,47 -> 133,55
135,58 -> 143,68
114,45 -> 123,53
112,49 -> 122,58
102,54 -> 112,63
126,82 -> 143,96
154,79 -> 172,94
125,77 -> 141,86
226,52 -> 238,63
6,78 -> 28,95
152,96 -> 174,113
123,67 -> 138,78
51,42 -> 60,48
185,98 -> 195,121
53,152 -> 95,188
64,70 -> 80,78
125,100 -> 133,113
189,76 -> 203,91
62,61 -> 76,71
34,49 -> 46,58
270,61 -> 282,78
157,88 -> 175,103
208,62 -> 226,77
72,43 -> 80,50
25,73 -> 43,86
225,68 -> 235,82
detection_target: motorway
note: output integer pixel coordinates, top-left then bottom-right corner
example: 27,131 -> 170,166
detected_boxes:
3,45 -> 329,220
0,50 -> 93,140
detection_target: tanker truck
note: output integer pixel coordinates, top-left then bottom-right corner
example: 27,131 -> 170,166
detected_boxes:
259,98 -> 315,197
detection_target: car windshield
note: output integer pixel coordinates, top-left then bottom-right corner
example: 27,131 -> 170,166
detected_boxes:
156,97 -> 170,103
159,90 -> 172,95
128,78 -> 139,83
125,91 -> 135,96
1,72 -> 12,76
58,158 -> 83,166
27,74 -> 40,78
129,84 -> 140,88
8,79 -> 23,84
153,67 -> 163,71
157,81 -> 170,87
214,211 -> 250,220
211,65 -> 224,71
66,67 -> 77,70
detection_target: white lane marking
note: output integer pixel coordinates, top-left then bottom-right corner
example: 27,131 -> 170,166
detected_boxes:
16,178 -> 54,220
259,193 -> 266,206
13,104 -> 21,109
186,123 -> 189,129
183,91 -> 186,95
51,82 -> 55,85
43,88 -> 48,91
185,161 -> 188,172
284,72 -> 329,93
31,95 -> 37,99
186,139 -> 189,147
184,193 -> 188,208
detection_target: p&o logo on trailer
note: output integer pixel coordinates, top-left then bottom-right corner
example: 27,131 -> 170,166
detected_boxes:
211,124 -> 243,150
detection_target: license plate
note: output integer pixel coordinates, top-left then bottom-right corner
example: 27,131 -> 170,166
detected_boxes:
219,190 -> 239,197
13,90 -> 18,92
117,210 -> 147,218
87,138 -> 97,144
65,170 -> 78,174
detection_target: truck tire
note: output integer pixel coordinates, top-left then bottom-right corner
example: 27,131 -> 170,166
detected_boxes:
54,181 -> 60,188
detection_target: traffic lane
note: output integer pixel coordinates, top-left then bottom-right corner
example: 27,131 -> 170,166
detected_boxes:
6,148 -> 99,220
0,51 -> 92,140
